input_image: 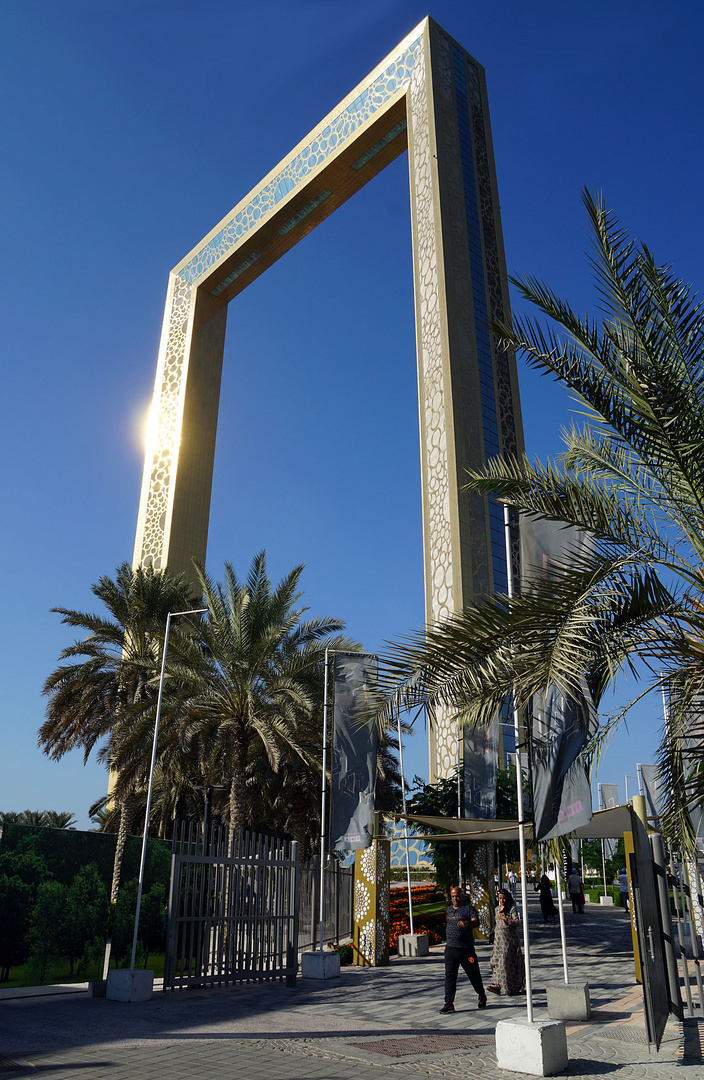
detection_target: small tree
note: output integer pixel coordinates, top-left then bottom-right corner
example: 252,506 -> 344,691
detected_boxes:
60,864 -> 109,976
0,875 -> 33,981
137,882 -> 167,964
108,878 -> 167,968
27,880 -> 66,984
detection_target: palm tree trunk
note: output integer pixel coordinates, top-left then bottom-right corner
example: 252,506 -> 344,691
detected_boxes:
291,785 -> 311,861
102,794 -> 133,978
110,795 -> 133,902
228,730 -> 250,856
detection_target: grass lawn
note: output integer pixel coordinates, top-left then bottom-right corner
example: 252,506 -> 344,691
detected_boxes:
391,899 -> 445,916
1,953 -> 166,990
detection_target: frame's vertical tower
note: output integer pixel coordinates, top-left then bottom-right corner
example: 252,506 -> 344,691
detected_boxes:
408,22 -> 523,780
132,17 -> 523,788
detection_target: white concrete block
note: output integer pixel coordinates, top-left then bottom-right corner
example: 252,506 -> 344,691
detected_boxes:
106,969 -> 154,1002
546,981 -> 591,1021
599,896 -> 614,906
301,950 -> 340,979
495,1017 -> 568,1076
397,933 -> 429,957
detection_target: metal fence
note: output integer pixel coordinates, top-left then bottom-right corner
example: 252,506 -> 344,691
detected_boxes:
164,823 -> 299,990
298,858 -> 354,952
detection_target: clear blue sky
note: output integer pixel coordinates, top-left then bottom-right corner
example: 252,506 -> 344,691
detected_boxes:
2,0 -> 702,829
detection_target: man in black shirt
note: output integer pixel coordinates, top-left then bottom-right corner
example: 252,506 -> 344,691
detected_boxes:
440,885 -> 488,1012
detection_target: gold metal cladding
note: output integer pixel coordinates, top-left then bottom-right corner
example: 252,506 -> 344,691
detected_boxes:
353,840 -> 391,966
132,17 -> 524,784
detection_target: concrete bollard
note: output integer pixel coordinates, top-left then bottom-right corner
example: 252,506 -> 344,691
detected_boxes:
495,1017 -> 568,1075
301,950 -> 341,979
546,980 -> 591,1021
397,933 -> 429,957
106,969 -> 154,1002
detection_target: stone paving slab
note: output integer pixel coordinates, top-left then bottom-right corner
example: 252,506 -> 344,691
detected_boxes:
0,897 -> 701,1078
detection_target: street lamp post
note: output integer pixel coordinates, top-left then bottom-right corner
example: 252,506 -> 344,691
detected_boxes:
128,607 -> 207,972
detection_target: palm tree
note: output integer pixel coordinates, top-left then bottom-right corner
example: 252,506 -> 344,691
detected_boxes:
378,190 -> 704,846
18,810 -> 47,827
42,811 -> 77,829
170,554 -> 359,847
40,562 -> 195,900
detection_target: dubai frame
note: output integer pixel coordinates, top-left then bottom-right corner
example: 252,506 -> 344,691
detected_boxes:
133,17 -> 524,784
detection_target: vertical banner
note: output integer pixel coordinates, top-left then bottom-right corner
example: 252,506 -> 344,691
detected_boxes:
600,783 -> 619,809
664,681 -> 704,845
600,783 -> 619,859
463,715 -> 499,819
520,514 -> 596,842
638,764 -> 663,824
531,682 -> 596,842
520,514 -> 592,588
330,653 -> 378,852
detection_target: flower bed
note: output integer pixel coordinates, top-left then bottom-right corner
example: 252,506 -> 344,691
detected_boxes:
388,885 -> 446,952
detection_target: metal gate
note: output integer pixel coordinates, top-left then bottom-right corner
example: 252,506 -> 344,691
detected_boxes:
298,858 -> 354,951
629,808 -> 671,1050
164,823 -> 299,990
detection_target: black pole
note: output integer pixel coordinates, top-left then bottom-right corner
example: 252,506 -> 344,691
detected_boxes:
203,786 -> 213,851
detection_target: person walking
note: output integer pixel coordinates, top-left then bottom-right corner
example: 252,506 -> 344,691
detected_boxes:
567,867 -> 584,913
439,885 -> 487,1013
537,873 -> 558,924
618,868 -> 629,912
487,888 -> 525,995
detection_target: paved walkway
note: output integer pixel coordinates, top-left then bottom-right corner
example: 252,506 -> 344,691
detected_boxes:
0,895 -> 702,1079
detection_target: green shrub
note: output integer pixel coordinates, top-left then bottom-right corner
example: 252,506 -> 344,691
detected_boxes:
337,944 -> 353,965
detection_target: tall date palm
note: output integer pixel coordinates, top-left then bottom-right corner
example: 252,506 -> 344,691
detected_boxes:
379,191 -> 704,845
40,562 -> 195,897
168,553 -> 359,845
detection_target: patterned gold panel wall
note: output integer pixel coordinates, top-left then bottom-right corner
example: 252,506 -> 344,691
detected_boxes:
353,840 -> 391,966
463,841 -> 494,941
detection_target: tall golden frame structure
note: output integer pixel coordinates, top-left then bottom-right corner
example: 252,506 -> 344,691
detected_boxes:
133,16 -> 524,785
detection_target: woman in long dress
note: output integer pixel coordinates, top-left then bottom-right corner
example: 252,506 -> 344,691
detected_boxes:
488,889 -> 525,995
538,873 -> 558,924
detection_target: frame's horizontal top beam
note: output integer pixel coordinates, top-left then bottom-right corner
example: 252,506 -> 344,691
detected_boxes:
200,99 -> 409,306
173,19 -> 429,289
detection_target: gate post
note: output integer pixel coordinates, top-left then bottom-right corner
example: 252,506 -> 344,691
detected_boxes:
163,845 -> 180,992
286,841 -> 300,987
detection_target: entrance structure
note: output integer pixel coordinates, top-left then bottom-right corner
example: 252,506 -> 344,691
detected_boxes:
133,17 -> 524,784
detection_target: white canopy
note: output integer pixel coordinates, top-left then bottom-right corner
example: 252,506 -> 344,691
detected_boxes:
399,803 -> 636,842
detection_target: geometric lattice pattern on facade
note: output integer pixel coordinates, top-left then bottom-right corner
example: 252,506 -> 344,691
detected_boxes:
133,18 -> 524,785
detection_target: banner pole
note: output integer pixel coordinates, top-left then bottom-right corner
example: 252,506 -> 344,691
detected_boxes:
598,786 -> 608,901
504,504 -> 533,1021
680,850 -> 704,1013
555,854 -> 570,982
396,710 -> 415,936
457,733 -> 463,886
318,647 -> 330,952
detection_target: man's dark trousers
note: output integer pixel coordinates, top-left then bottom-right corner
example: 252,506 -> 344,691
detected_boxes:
444,946 -> 484,1002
